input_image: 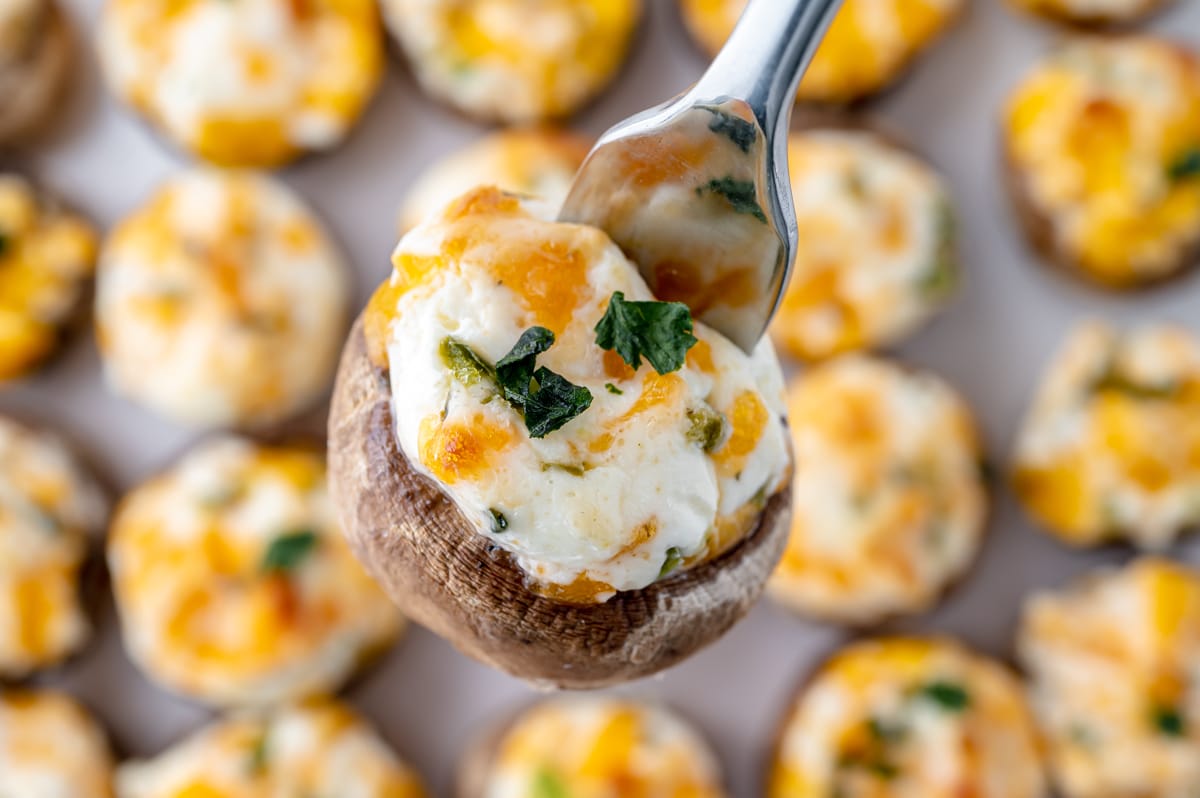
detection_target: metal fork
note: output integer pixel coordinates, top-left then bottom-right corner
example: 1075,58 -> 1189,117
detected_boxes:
560,0 -> 843,353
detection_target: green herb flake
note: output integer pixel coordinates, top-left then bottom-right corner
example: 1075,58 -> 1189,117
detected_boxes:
488,508 -> 509,533
867,717 -> 907,744
261,530 -> 319,573
604,382 -> 623,395
531,767 -> 569,798
918,201 -> 958,298
659,546 -> 684,578
705,107 -> 758,153
686,404 -> 726,452
594,291 -> 698,375
541,462 -> 587,476
495,326 -> 555,409
917,681 -> 971,712
440,337 -> 496,388
1167,148 -> 1200,182
697,176 -> 767,223
524,367 -> 592,438
246,734 -> 268,776
1152,705 -> 1187,738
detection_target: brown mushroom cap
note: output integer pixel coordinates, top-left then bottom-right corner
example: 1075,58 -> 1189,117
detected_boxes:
329,317 -> 792,689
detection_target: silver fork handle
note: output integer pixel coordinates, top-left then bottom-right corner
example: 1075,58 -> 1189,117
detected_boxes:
688,0 -> 843,144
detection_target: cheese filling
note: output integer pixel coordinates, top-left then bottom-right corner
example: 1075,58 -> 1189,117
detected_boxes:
1019,559 -> 1200,798
98,0 -> 384,167
770,638 -> 1046,798
1012,322 -> 1200,548
0,175 -> 98,381
1005,37 -> 1200,285
484,698 -> 725,798
365,187 -> 790,602
107,438 -> 403,706
117,699 -> 426,798
770,131 -> 956,360
96,169 -> 348,429
0,417 -> 106,678
769,358 -> 986,624
380,0 -> 640,122
0,690 -> 114,798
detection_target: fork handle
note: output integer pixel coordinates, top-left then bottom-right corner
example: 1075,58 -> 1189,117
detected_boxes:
688,0 -> 844,142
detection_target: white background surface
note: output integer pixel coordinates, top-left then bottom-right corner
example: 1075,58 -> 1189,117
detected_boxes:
4,0 -> 1200,795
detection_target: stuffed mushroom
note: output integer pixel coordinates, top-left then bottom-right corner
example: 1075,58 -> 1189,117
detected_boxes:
107,437 -> 403,706
1003,36 -> 1200,288
0,174 -> 98,382
1012,322 -> 1200,549
116,698 -> 426,798
769,357 -> 987,625
769,129 -> 957,361
1018,558 -> 1200,798
768,637 -> 1048,798
95,169 -> 349,430
0,689 -> 114,798
330,186 -> 792,688
97,0 -> 384,168
398,128 -> 591,234
0,416 -> 107,679
0,0 -> 73,146
380,0 -> 641,123
678,0 -> 963,105
458,696 -> 726,798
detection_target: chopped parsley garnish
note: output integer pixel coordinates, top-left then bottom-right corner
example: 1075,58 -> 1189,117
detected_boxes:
1152,705 -> 1187,738
704,107 -> 758,153
686,404 -> 726,452
246,734 -> 269,775
697,176 -> 767,223
261,530 -> 318,573
444,329 -> 593,438
659,546 -> 684,578
918,201 -> 957,297
604,382 -> 623,395
523,367 -> 593,438
441,337 -> 496,388
531,767 -> 569,798
496,326 -> 556,409
488,508 -> 509,533
594,291 -> 698,375
917,681 -> 971,712
1167,148 -> 1200,181
541,462 -> 587,476
836,752 -> 899,781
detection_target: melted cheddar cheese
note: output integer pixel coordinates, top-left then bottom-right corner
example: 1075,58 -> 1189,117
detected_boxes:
116,698 -> 426,798
679,0 -> 962,104
95,170 -> 348,429
366,187 -> 790,601
769,638 -> 1047,798
398,128 -> 590,233
0,417 -> 107,678
380,0 -> 640,122
0,175 -> 98,381
107,438 -> 402,706
770,131 -> 956,361
482,697 -> 725,798
97,0 -> 384,168
1019,559 -> 1200,798
1005,37 -> 1200,287
0,690 -> 114,798
769,358 -> 986,625
1012,322 -> 1200,549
